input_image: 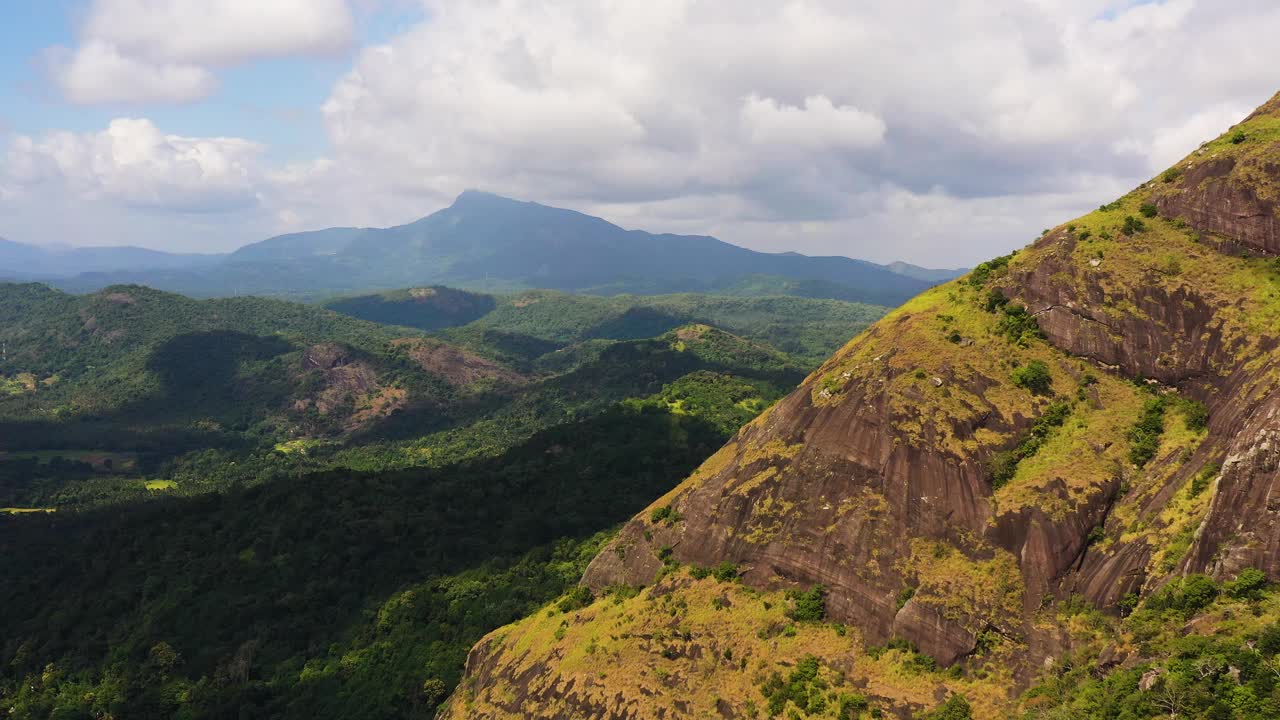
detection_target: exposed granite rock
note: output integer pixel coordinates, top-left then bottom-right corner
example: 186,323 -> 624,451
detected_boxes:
444,90 -> 1280,717
1194,413 -> 1280,577
390,337 -> 525,387
891,598 -> 976,666
1155,156 -> 1280,255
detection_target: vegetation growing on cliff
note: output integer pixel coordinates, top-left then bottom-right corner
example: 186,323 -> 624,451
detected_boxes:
432,90 -> 1280,720
1021,573 -> 1280,719
439,573 -> 1016,720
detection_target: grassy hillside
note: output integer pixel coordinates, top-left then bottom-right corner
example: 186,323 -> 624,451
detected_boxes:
433,92 -> 1280,719
442,558 -> 1280,719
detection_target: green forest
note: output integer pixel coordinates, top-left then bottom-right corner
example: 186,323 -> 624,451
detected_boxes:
0,280 -> 866,719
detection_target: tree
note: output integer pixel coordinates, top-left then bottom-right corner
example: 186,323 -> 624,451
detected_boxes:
786,585 -> 827,622
922,694 -> 973,720
1152,671 -> 1193,718
1012,361 -> 1053,395
1229,568 -> 1268,600
421,678 -> 448,709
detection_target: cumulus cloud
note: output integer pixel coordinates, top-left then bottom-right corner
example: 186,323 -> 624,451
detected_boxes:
300,0 -> 1280,264
50,0 -> 354,104
81,0 -> 354,65
741,95 -> 886,151
5,118 -> 263,212
52,41 -> 216,105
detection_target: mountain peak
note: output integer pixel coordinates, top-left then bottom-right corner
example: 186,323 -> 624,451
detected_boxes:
450,189 -> 529,208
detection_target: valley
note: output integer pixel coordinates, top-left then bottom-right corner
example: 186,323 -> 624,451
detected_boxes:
0,278 -> 885,718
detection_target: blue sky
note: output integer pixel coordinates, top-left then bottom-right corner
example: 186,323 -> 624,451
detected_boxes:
0,1 -> 422,165
1,1 -> 1277,265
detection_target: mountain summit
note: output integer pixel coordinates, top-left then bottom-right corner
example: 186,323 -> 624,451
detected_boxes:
218,191 -> 949,303
49,193 -> 959,303
441,92 -> 1280,718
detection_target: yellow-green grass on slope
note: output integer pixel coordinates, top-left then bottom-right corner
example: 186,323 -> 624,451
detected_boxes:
272,438 -> 335,456
445,572 -> 1015,720
900,539 -> 1025,633
1151,94 -> 1280,203
809,280 -> 1088,460
1053,189 -> 1280,334
144,480 -> 178,491
1,372 -> 38,395
993,376 -> 1145,521
1099,405 -> 1214,577
1017,92 -> 1280,347
2,507 -> 56,514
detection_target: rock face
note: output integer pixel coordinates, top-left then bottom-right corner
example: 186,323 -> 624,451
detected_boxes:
1152,92 -> 1280,256
391,337 -> 525,387
1154,157 -> 1279,256
443,90 -> 1280,718
579,314 -> 1031,667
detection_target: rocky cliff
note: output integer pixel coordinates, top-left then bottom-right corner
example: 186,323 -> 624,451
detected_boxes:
440,91 -> 1280,719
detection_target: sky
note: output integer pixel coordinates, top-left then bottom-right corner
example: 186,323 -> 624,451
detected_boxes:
1,0 -> 1278,267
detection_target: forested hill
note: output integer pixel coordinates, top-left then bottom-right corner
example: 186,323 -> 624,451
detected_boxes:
324,286 -> 888,367
0,282 -> 437,449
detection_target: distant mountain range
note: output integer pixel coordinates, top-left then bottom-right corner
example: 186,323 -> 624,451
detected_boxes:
2,192 -> 965,305
0,237 -> 221,279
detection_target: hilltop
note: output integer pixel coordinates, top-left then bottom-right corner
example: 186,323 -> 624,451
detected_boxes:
440,92 -> 1280,719
324,286 -> 888,367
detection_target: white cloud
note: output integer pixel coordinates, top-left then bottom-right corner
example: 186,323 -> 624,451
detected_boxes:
741,95 -> 886,151
81,0 -> 354,65
50,0 -> 354,104
1115,102 -> 1257,172
303,0 -> 1280,263
5,119 -> 263,212
9,0 -> 1280,263
53,41 -> 217,105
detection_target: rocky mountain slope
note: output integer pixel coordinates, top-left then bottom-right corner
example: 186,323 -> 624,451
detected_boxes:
440,92 -> 1280,718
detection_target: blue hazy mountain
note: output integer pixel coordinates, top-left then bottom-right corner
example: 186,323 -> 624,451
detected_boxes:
0,237 -> 222,279
37,192 -> 964,304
